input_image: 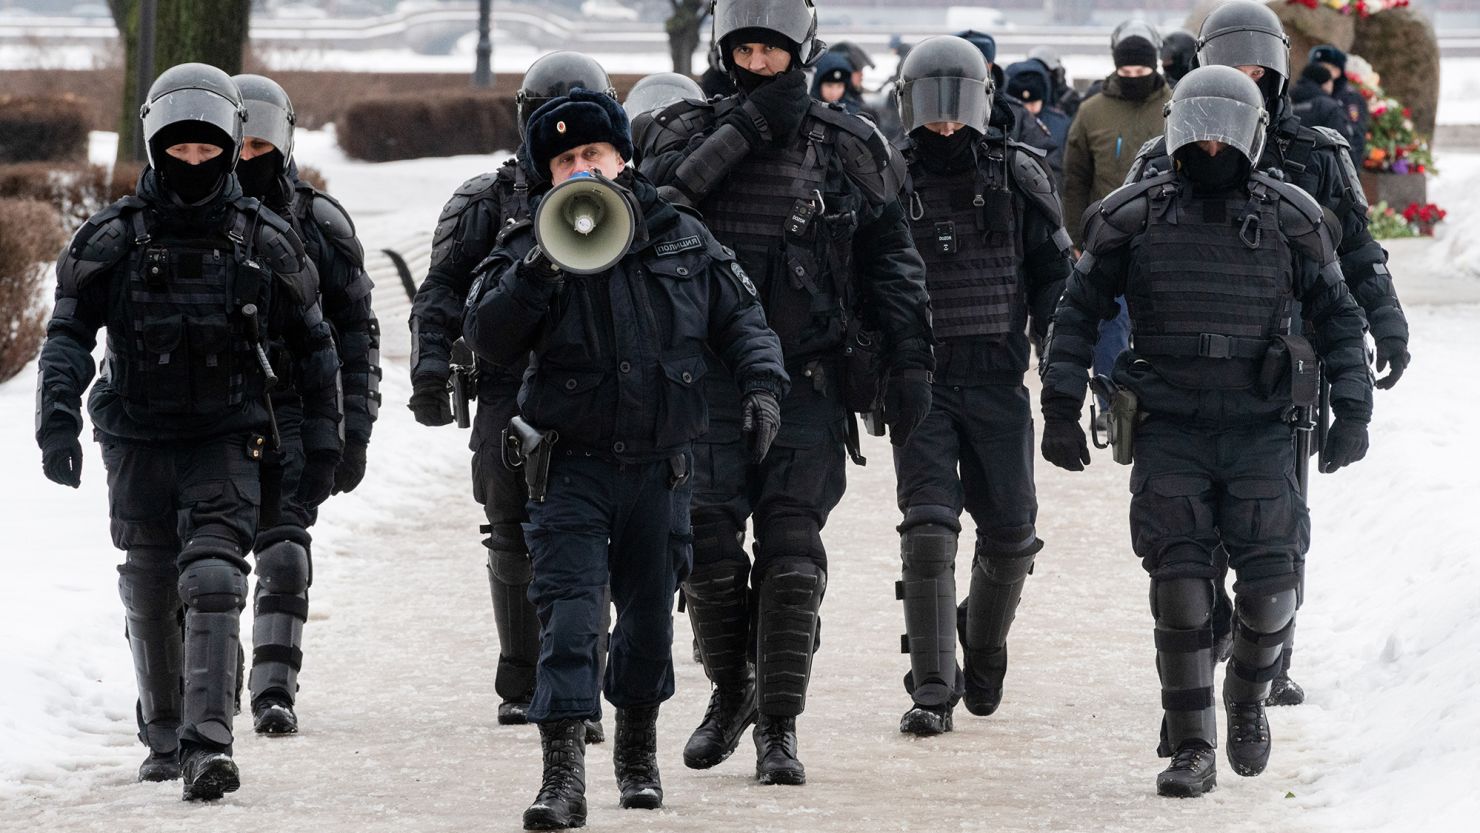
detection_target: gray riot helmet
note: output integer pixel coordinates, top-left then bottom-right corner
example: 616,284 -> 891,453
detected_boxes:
713,0 -> 824,72
1112,19 -> 1162,52
1027,45 -> 1063,76
1163,65 -> 1269,166
622,72 -> 705,119
1196,0 -> 1290,98
139,62 -> 245,171
896,35 -> 994,136
517,52 -> 617,136
1161,30 -> 1198,85
232,74 -> 296,174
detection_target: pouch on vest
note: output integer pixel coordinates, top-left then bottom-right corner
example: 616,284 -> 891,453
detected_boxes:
1257,334 -> 1319,406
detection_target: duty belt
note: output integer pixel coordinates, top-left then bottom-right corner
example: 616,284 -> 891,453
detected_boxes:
1134,333 -> 1269,360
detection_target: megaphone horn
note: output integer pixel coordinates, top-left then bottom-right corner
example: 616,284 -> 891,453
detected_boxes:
534,172 -> 637,275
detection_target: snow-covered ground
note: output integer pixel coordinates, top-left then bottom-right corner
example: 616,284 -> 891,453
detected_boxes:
3,128 -> 1479,831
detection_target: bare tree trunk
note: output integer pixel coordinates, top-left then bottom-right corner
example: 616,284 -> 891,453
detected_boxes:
109,0 -> 251,164
666,0 -> 709,76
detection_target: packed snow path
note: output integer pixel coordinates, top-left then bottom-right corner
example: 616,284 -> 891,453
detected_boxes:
4,139 -> 1478,832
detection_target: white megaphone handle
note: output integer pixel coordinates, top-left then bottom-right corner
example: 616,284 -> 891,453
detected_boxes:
565,194 -> 604,236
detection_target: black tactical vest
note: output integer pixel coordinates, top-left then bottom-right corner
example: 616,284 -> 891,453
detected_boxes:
905,141 -> 1024,341
112,208 -> 266,419
699,110 -> 853,359
1127,179 -> 1294,385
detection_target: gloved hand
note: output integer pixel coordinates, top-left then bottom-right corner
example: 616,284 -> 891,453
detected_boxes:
1321,418 -> 1369,473
741,390 -> 781,463
1375,337 -> 1410,390
296,450 -> 340,508
884,371 -> 932,447
1041,418 -> 1091,471
41,432 -> 83,488
332,442 -> 368,495
408,376 -> 454,426
741,70 -> 810,145
517,244 -> 564,286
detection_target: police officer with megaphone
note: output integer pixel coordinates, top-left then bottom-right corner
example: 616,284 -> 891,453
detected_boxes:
463,88 -> 788,830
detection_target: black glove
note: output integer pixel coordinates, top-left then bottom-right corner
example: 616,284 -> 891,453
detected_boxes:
1041,418 -> 1091,471
296,450 -> 340,508
1320,418 -> 1369,473
742,70 -> 810,145
41,432 -> 82,488
408,376 -> 454,427
1375,337 -> 1410,390
740,390 -> 781,463
517,244 -> 564,286
884,371 -> 933,447
332,442 -> 368,495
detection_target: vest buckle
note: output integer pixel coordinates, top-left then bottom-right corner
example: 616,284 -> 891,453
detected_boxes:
1198,333 -> 1232,359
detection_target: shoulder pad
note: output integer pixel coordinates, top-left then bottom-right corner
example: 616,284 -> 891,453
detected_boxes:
431,171 -> 503,269
1082,174 -> 1170,255
1124,136 -> 1171,185
494,217 -> 532,248
56,196 -> 145,292
812,105 -> 906,205
1007,146 -> 1063,224
1308,125 -> 1349,150
240,200 -> 317,303
308,189 -> 365,266
645,98 -> 716,152
1007,138 -> 1048,159
1258,171 -> 1339,265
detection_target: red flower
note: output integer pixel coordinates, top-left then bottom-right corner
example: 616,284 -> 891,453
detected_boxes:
1402,107 -> 1412,118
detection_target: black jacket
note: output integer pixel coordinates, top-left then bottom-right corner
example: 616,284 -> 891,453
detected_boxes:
38,169 -> 341,451
464,172 -> 789,461
1290,78 -> 1355,151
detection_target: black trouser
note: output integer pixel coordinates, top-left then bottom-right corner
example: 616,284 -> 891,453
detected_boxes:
102,434 -> 258,757
891,382 -> 1039,708
1130,419 -> 1306,752
524,450 -> 693,722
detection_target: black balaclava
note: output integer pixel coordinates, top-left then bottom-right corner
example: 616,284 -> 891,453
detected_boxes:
1113,36 -> 1163,101
725,27 -> 799,94
236,149 -> 287,206
1177,144 -> 1248,194
152,122 -> 233,205
1116,72 -> 1163,102
913,127 -> 977,173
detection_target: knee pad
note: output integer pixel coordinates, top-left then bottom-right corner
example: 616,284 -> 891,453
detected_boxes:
973,527 -> 1042,583
1235,587 -> 1298,635
178,558 -> 248,613
255,540 -> 310,596
488,546 -> 534,586
756,516 -> 825,569
901,524 -> 958,577
1150,577 -> 1214,630
691,512 -> 746,566
256,524 -> 311,552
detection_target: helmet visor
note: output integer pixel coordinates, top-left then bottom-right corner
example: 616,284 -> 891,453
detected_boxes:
143,88 -> 242,150
899,76 -> 991,134
1197,28 -> 1288,81
242,98 -> 294,155
1165,95 -> 1267,163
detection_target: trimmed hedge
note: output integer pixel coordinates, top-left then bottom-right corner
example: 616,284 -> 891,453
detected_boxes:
336,92 -> 520,162
0,199 -> 65,382
0,95 -> 91,164
0,162 -> 140,234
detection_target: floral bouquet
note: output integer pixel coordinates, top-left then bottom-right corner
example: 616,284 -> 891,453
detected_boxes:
1344,54 -> 1436,174
1367,200 -> 1446,239
1284,0 -> 1411,18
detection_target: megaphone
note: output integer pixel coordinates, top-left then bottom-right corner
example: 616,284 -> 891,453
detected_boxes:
533,171 -> 637,275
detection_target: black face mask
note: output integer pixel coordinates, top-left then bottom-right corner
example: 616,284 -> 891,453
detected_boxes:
235,150 -> 284,203
733,67 -> 775,95
1116,72 -> 1162,101
1178,145 -> 1249,193
158,152 -> 231,204
913,127 -> 976,172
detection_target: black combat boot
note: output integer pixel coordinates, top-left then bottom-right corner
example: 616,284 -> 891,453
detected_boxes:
684,673 -> 756,768
252,692 -> 298,735
1265,646 -> 1305,706
524,719 -> 587,830
1225,699 -> 1271,776
753,714 -> 805,785
1156,741 -> 1217,797
583,719 -> 605,745
613,706 -> 662,809
899,703 -> 954,736
138,749 -> 180,782
499,700 -> 531,725
180,748 -> 240,801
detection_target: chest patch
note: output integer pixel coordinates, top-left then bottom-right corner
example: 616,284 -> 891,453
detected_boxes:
655,235 -> 703,257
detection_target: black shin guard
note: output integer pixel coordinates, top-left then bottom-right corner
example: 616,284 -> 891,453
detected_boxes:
120,553 -> 183,756
754,561 -> 826,717
897,524 -> 959,708
485,541 -> 540,703
178,557 -> 248,752
249,537 -> 310,708
1152,577 -> 1218,754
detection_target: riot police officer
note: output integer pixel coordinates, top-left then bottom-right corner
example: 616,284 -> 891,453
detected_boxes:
890,36 -> 1072,735
623,71 -> 706,166
232,73 -> 381,735
1041,66 -> 1373,797
35,63 -> 341,800
639,0 -> 933,786
1124,0 -> 1411,705
464,88 -> 787,828
408,52 -> 616,742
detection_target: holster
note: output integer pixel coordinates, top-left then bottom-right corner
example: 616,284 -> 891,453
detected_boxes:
502,416 -> 559,503
1090,375 -> 1141,466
